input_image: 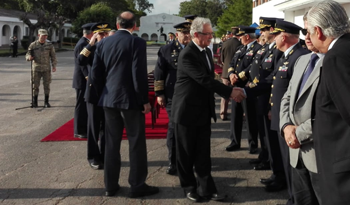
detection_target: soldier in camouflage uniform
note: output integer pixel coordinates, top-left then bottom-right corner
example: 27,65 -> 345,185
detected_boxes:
25,29 -> 57,108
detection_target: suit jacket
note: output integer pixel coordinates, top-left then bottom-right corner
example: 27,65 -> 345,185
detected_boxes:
171,41 -> 232,126
270,43 -> 309,131
313,33 -> 350,205
279,53 -> 324,173
154,40 -> 183,100
220,37 -> 241,78
72,37 -> 89,89
90,30 -> 149,110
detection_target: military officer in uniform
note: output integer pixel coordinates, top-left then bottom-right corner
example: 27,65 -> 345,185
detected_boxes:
72,23 -> 94,139
79,22 -> 111,169
267,20 -> 309,202
226,26 -> 262,153
166,32 -> 175,44
26,29 -> 57,108
247,17 -> 285,176
154,21 -> 192,175
219,27 -> 241,120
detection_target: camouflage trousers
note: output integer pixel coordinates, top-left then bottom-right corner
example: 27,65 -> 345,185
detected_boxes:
32,70 -> 51,96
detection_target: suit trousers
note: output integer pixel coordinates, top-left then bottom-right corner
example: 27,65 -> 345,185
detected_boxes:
86,102 -> 105,162
103,107 -> 148,192
292,157 -> 321,205
229,97 -> 258,150
278,132 -> 293,203
74,89 -> 87,135
175,122 -> 217,196
165,99 -> 176,165
265,126 -> 285,181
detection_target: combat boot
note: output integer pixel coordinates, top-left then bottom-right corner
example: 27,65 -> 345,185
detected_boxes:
44,95 -> 51,108
32,95 -> 38,108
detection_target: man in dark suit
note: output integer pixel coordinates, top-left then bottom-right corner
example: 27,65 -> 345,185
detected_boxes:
89,11 -> 159,198
78,22 -> 111,170
280,13 -> 323,204
307,1 -> 350,204
227,26 -> 262,153
154,21 -> 192,176
268,20 -> 309,202
172,17 -> 246,202
219,27 -> 241,120
72,23 -> 94,139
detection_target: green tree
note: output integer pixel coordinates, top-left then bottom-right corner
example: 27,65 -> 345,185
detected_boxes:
71,2 -> 116,37
216,0 -> 252,37
178,0 -> 224,26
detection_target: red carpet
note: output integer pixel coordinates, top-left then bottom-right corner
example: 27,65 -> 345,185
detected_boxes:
41,108 -> 168,142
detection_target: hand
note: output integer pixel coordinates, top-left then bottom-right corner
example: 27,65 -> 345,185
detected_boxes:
230,87 -> 246,103
52,67 -> 56,72
89,33 -> 99,46
142,103 -> 151,114
268,110 -> 271,120
157,95 -> 165,107
283,125 -> 300,149
222,78 -> 230,86
229,74 -> 238,85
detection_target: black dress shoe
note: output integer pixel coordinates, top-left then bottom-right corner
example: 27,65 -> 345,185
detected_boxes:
265,181 -> 286,192
249,158 -> 262,164
254,162 -> 270,170
186,192 -> 200,202
225,143 -> 240,152
166,165 -> 177,175
105,185 -> 120,197
90,160 -> 104,170
202,193 -> 227,201
74,134 -> 87,139
260,177 -> 274,185
129,184 -> 159,198
249,147 -> 258,154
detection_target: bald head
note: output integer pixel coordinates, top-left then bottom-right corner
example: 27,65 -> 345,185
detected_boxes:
117,11 -> 136,29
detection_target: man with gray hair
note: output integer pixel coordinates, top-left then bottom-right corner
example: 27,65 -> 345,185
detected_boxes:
307,1 -> 350,204
171,17 -> 246,202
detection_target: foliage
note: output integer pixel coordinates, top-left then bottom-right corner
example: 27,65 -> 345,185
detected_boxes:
216,0 -> 252,37
71,2 -> 116,37
178,0 -> 225,26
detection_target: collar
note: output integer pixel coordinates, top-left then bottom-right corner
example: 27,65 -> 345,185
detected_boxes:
118,28 -> 132,35
246,40 -> 256,49
193,40 -> 206,52
284,43 -> 298,58
269,42 -> 275,49
328,35 -> 342,51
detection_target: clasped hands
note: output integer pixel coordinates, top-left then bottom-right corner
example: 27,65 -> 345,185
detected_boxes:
228,74 -> 246,102
283,125 -> 300,149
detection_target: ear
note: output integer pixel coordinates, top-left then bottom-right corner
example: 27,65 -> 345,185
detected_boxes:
116,23 -> 120,30
175,32 -> 179,38
315,26 -> 323,40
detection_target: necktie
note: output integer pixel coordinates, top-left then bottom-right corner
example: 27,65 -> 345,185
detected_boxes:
202,49 -> 211,70
298,53 -> 319,96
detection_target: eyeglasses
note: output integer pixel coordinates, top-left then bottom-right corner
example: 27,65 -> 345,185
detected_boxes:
301,29 -> 309,36
198,32 -> 214,36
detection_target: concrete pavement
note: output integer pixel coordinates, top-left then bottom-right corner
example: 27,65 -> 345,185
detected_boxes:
0,47 -> 288,204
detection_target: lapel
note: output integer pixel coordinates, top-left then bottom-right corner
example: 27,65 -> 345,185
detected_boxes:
297,55 -> 324,100
290,54 -> 310,105
189,41 -> 211,74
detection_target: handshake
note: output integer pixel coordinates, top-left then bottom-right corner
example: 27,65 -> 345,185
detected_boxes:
230,87 -> 246,103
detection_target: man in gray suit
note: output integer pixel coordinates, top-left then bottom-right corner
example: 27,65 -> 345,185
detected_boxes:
279,13 -> 322,205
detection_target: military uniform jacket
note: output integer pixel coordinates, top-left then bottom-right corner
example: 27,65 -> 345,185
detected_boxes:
270,43 -> 309,131
220,37 -> 241,78
154,40 -> 183,101
248,43 -> 283,96
72,37 -> 90,89
77,43 -> 100,104
228,41 -> 262,88
25,40 -> 57,72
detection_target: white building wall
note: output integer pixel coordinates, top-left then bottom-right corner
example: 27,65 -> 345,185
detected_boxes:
252,0 -> 285,24
136,13 -> 185,41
